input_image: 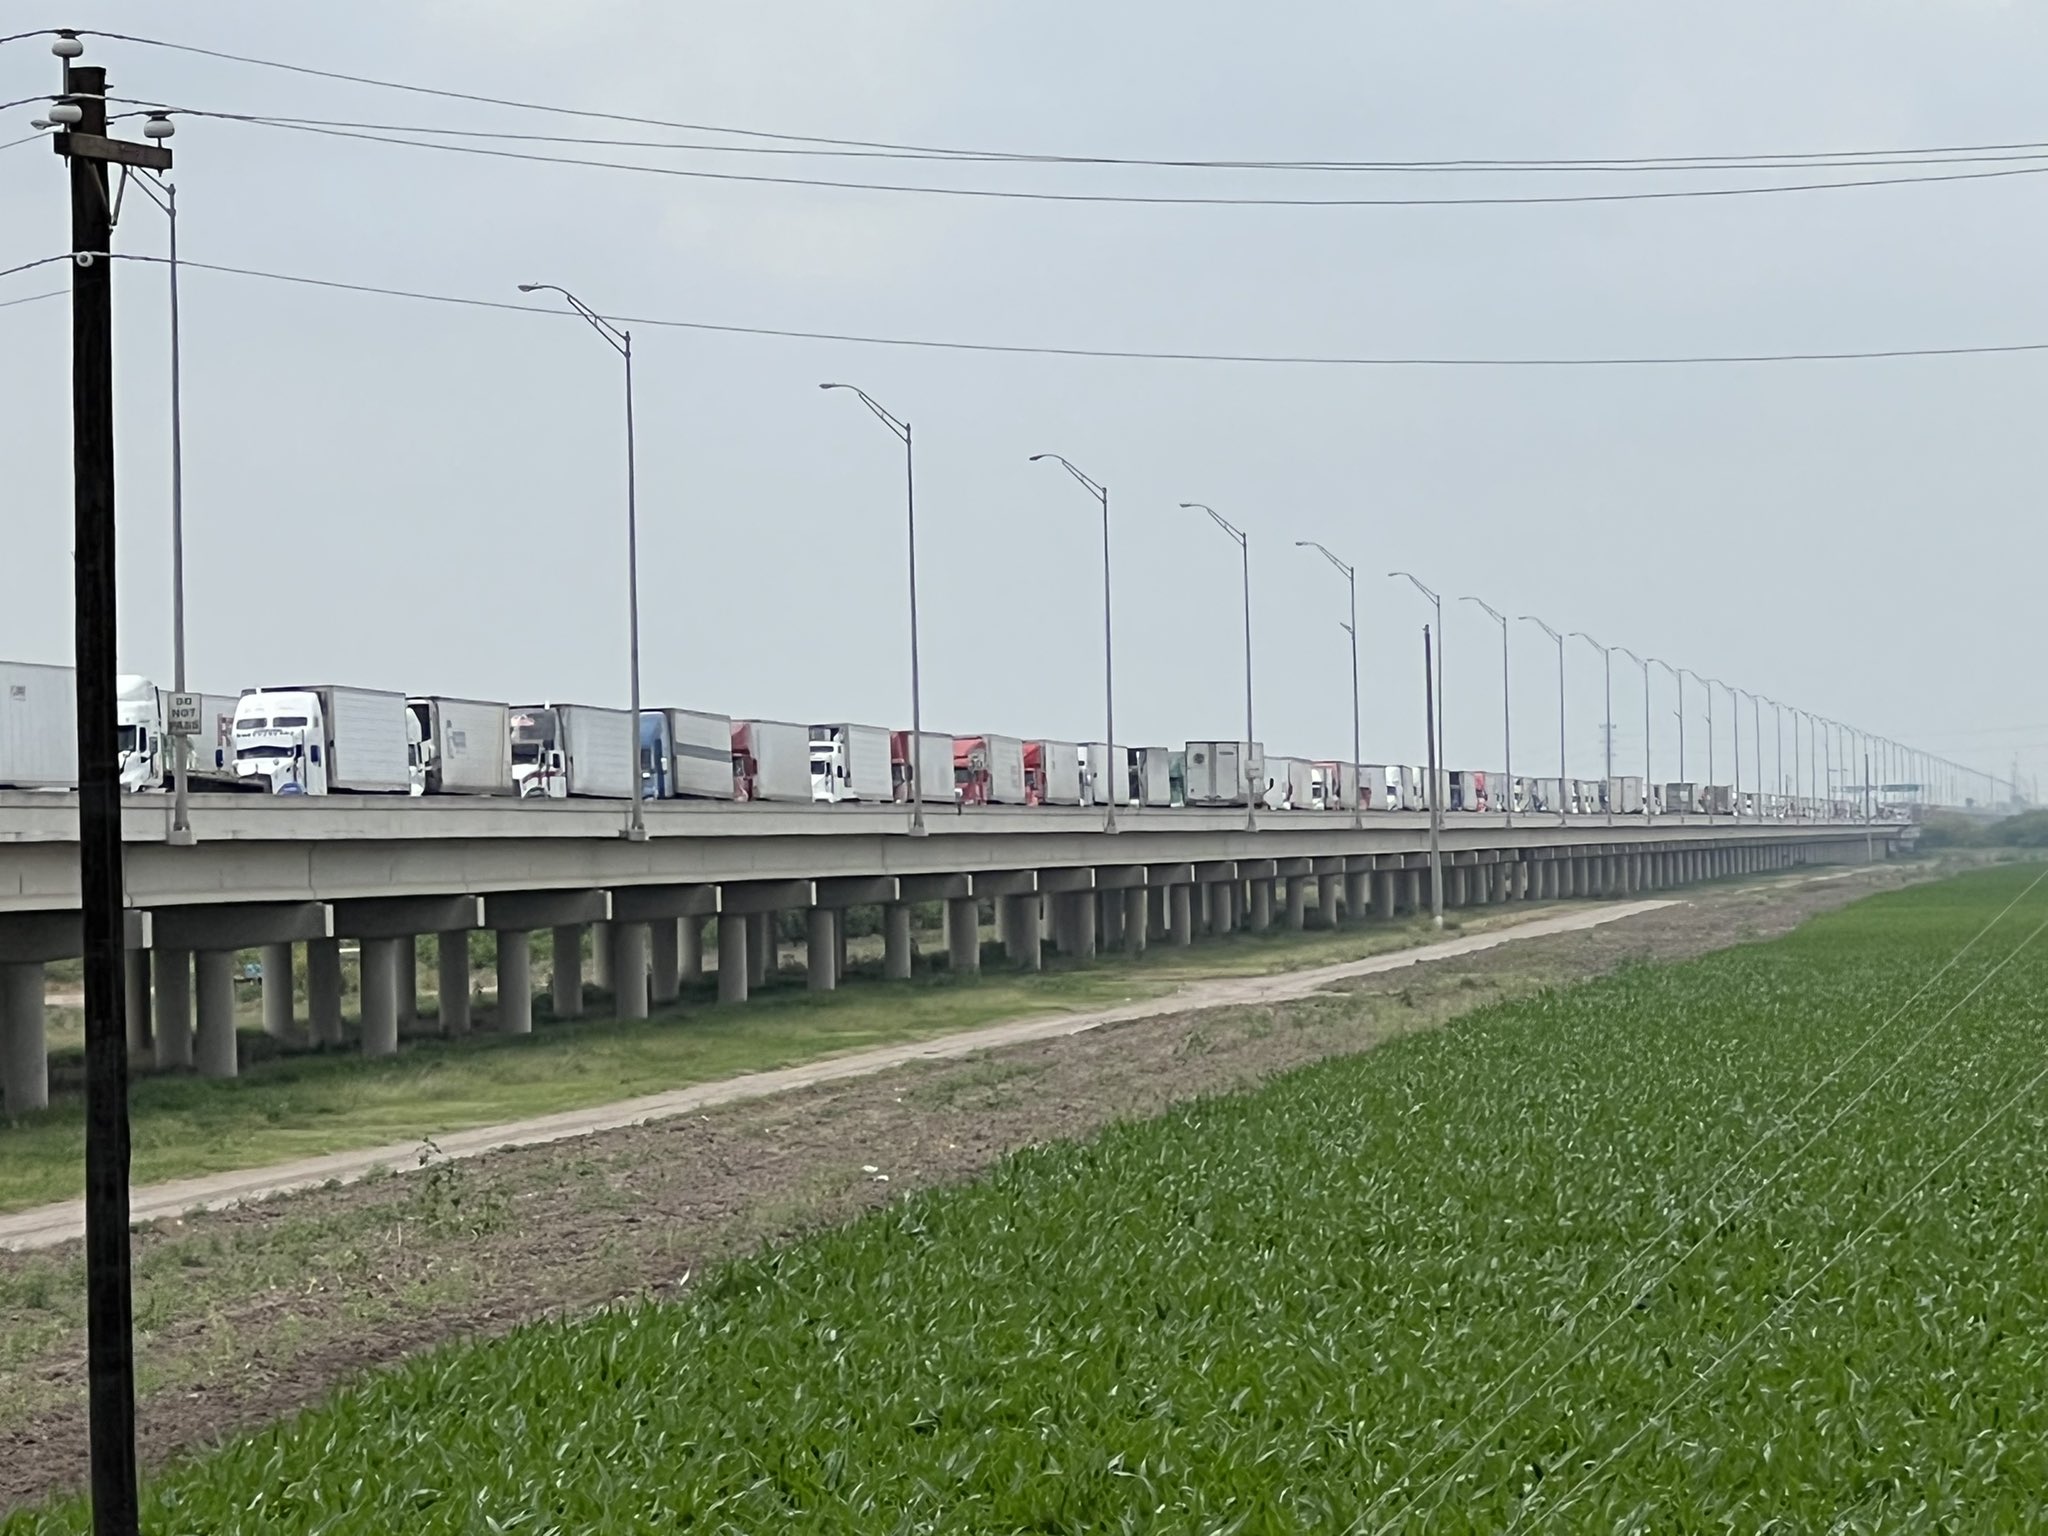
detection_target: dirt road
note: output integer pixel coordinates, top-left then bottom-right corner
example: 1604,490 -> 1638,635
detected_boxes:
0,863 -> 1926,1513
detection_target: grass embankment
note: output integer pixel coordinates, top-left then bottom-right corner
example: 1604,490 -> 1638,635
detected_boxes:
9,865 -> 2040,1533
0,908 -> 1519,1212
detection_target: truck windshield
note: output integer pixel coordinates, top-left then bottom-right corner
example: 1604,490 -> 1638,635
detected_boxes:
118,725 -> 144,754
238,745 -> 294,761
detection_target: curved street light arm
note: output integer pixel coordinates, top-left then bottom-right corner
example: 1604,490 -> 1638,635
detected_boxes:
1297,539 -> 1354,579
819,381 -> 908,442
1517,614 -> 1562,644
1182,501 -> 1245,545
519,282 -> 628,355
1389,569 -> 1440,605
1031,452 -> 1106,501
1460,594 -> 1507,627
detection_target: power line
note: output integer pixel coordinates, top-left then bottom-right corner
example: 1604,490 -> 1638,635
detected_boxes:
102,102 -> 2048,176
0,287 -> 61,311
74,31 -> 2048,178
76,251 -> 2048,368
0,253 -> 71,284
194,113 -> 2048,207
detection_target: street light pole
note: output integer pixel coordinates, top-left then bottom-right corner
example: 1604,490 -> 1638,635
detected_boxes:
1390,572 -> 1445,812
520,283 -> 644,841
127,166 -> 194,841
1651,658 -> 1684,787
1619,647 -> 1652,818
1462,596 -> 1512,826
1303,542 -> 1363,828
1519,615 -> 1567,823
1570,632 -> 1612,819
1034,455 -> 1117,832
1184,503 -> 1255,827
822,384 -> 925,835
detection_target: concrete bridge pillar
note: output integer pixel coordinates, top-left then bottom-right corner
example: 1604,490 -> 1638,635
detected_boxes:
358,939 -> 400,1058
1286,876 -> 1309,930
125,949 -> 151,1056
1318,874 -> 1342,927
884,903 -> 915,979
1344,871 -> 1369,922
807,907 -> 839,992
650,919 -> 681,1006
1072,891 -> 1098,958
612,923 -> 650,1019
1402,868 -> 1423,912
1250,879 -> 1274,932
551,925 -> 584,1018
946,897 -> 981,974
717,916 -> 749,1003
1515,862 -> 1533,900
154,949 -> 193,1068
1217,881 -> 1240,935
495,931 -> 532,1034
306,938 -> 344,1044
195,950 -> 239,1079
1004,894 -> 1042,971
1123,887 -> 1148,956
396,938 -> 419,1027
260,942 -> 295,1041
681,915 -> 706,983
437,932 -> 473,1035
1373,869 -> 1397,919
750,912 -> 777,985
590,921 -> 613,991
0,962 -> 48,1116
1098,891 -> 1123,951
1170,883 -> 1194,946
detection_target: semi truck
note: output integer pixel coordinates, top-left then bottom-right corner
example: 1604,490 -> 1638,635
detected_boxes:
1081,742 -> 1134,806
732,719 -> 813,802
891,730 -> 954,804
232,685 -> 416,795
509,703 -> 636,799
116,675 -> 239,791
954,734 -> 1028,806
1134,746 -> 1175,807
0,661 -> 76,789
1026,740 -> 1084,806
408,697 -> 514,795
1182,740 -> 1265,807
809,723 -> 893,803
642,708 -> 735,800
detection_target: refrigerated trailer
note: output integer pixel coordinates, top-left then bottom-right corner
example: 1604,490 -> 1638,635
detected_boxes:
1082,742 -> 1134,806
733,719 -> 813,802
1183,740 -> 1264,807
955,734 -> 1028,805
0,661 -> 75,789
1134,746 -> 1174,807
509,703 -> 635,799
409,697 -> 514,795
643,708 -> 735,800
810,723 -> 893,803
233,685 -> 414,794
892,730 -> 954,804
1028,740 -> 1084,806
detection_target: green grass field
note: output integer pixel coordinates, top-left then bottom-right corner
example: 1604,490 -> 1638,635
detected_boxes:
0,910 -> 1485,1212
9,867 -> 2043,1532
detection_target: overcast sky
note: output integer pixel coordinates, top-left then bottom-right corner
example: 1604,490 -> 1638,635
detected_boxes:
2,2 -> 2040,802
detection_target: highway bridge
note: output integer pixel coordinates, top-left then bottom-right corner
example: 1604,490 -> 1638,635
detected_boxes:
0,792 -> 1908,1113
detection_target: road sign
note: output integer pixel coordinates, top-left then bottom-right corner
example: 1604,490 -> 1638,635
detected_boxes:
166,691 -> 202,737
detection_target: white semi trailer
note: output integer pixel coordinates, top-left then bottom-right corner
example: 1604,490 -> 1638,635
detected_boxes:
232,685 -> 416,794
510,703 -> 636,799
409,697 -> 514,795
0,661 -> 76,789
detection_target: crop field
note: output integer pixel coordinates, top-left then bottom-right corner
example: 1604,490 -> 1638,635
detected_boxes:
10,864 -> 2048,1532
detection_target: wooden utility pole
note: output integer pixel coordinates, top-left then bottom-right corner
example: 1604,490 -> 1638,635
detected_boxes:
53,47 -> 170,1535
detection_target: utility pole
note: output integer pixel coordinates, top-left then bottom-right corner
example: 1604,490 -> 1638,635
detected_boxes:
53,40 -> 168,1535
1423,624 -> 1444,928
